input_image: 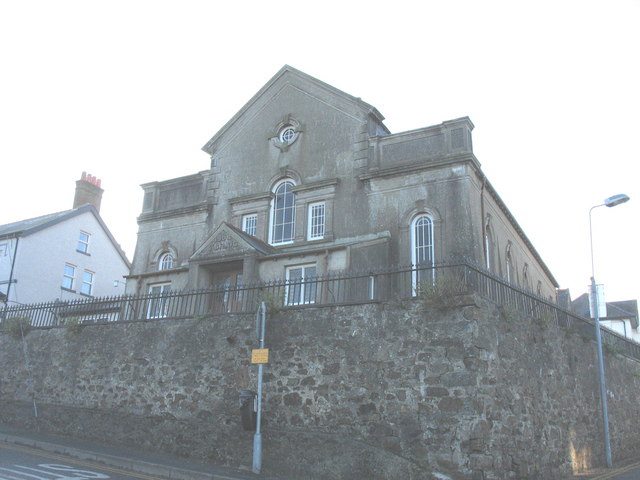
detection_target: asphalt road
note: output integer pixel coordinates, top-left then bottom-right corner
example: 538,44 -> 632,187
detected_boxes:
0,442 -> 165,480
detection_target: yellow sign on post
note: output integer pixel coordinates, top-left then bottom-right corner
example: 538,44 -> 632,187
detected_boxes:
251,348 -> 269,364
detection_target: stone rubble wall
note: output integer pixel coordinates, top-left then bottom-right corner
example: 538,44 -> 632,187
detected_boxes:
2,295 -> 640,480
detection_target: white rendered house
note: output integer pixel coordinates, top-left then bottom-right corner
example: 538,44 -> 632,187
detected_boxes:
0,174 -> 131,306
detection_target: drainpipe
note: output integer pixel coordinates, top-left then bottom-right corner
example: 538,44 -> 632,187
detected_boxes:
4,235 -> 19,309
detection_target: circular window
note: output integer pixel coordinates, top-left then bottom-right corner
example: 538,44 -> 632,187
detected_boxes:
279,126 -> 297,143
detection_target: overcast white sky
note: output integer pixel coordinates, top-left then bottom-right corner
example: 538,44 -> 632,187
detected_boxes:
1,0 -> 638,303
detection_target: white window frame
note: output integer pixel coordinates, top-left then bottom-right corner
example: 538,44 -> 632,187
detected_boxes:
307,202 -> 325,240
62,264 -> 76,290
269,180 -> 296,245
159,252 -> 174,271
285,264 -> 317,306
279,125 -> 297,143
411,214 -> 435,293
242,214 -> 258,237
77,231 -> 90,254
484,221 -> 494,272
147,283 -> 172,319
81,270 -> 95,296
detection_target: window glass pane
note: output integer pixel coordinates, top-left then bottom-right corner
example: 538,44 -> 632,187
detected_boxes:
159,253 -> 174,270
308,203 -> 325,240
148,284 -> 171,318
62,265 -> 75,289
81,271 -> 94,295
286,265 -> 317,305
77,232 -> 90,253
242,215 -> 257,236
271,181 -> 295,244
413,215 -> 434,289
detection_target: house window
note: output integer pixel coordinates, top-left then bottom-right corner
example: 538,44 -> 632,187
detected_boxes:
285,264 -> 317,305
307,202 -> 325,240
81,270 -> 94,296
77,232 -> 90,254
159,252 -> 174,271
242,214 -> 257,236
62,264 -> 76,290
270,180 -> 296,245
147,283 -> 172,318
411,214 -> 434,290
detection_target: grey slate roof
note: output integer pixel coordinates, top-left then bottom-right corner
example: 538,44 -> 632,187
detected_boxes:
572,293 -> 639,329
0,204 -> 131,268
0,208 -> 83,238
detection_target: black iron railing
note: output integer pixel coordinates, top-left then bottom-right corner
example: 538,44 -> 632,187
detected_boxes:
2,262 -> 639,361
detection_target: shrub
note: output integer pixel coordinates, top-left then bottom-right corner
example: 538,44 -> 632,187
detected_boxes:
258,289 -> 285,313
3,316 -> 31,340
65,316 -> 85,335
417,272 -> 468,310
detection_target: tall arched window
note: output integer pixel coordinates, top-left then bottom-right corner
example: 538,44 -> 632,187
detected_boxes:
522,264 -> 530,290
411,214 -> 434,289
270,180 -> 296,245
505,243 -> 514,283
484,218 -> 495,272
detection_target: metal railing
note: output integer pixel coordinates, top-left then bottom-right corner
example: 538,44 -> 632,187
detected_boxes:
2,262 -> 639,361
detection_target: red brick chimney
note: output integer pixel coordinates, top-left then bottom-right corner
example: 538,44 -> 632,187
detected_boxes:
73,172 -> 104,212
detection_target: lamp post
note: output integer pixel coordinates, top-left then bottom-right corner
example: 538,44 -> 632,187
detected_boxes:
589,193 -> 630,469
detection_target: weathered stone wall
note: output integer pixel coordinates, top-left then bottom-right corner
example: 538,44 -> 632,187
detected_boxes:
2,296 -> 640,479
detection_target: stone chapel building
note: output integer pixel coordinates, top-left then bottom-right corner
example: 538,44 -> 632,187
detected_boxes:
126,65 -> 558,302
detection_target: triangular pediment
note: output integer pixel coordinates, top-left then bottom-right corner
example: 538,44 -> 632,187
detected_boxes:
201,65 -> 388,155
191,223 -> 274,262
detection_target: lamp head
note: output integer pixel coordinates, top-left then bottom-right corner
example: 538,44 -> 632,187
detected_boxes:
604,194 -> 630,208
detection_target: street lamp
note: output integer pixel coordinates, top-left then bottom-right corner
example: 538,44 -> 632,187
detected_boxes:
589,193 -> 630,469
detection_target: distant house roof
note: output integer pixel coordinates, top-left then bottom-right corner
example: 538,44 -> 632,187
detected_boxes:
572,293 -> 639,329
0,204 -> 131,268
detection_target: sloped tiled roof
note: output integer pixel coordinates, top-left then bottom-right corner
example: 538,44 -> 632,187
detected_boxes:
0,208 -> 80,238
0,204 -> 131,268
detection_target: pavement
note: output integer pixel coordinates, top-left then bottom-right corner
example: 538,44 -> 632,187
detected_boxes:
0,424 -> 284,480
570,458 -> 640,480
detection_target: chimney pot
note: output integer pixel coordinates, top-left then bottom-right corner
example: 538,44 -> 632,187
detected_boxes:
73,172 -> 104,212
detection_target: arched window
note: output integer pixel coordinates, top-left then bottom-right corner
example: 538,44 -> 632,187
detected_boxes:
522,264 -> 530,290
505,243 -> 514,283
159,252 -> 174,271
270,180 -> 296,245
411,214 -> 434,288
484,219 -> 495,272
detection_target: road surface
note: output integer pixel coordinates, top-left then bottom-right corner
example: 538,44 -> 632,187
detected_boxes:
0,442 -> 164,480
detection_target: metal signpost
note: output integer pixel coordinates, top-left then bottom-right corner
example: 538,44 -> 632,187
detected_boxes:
252,301 -> 267,474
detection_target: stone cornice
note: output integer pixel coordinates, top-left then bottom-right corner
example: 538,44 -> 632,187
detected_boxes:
137,204 -> 209,223
358,154 -> 479,181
